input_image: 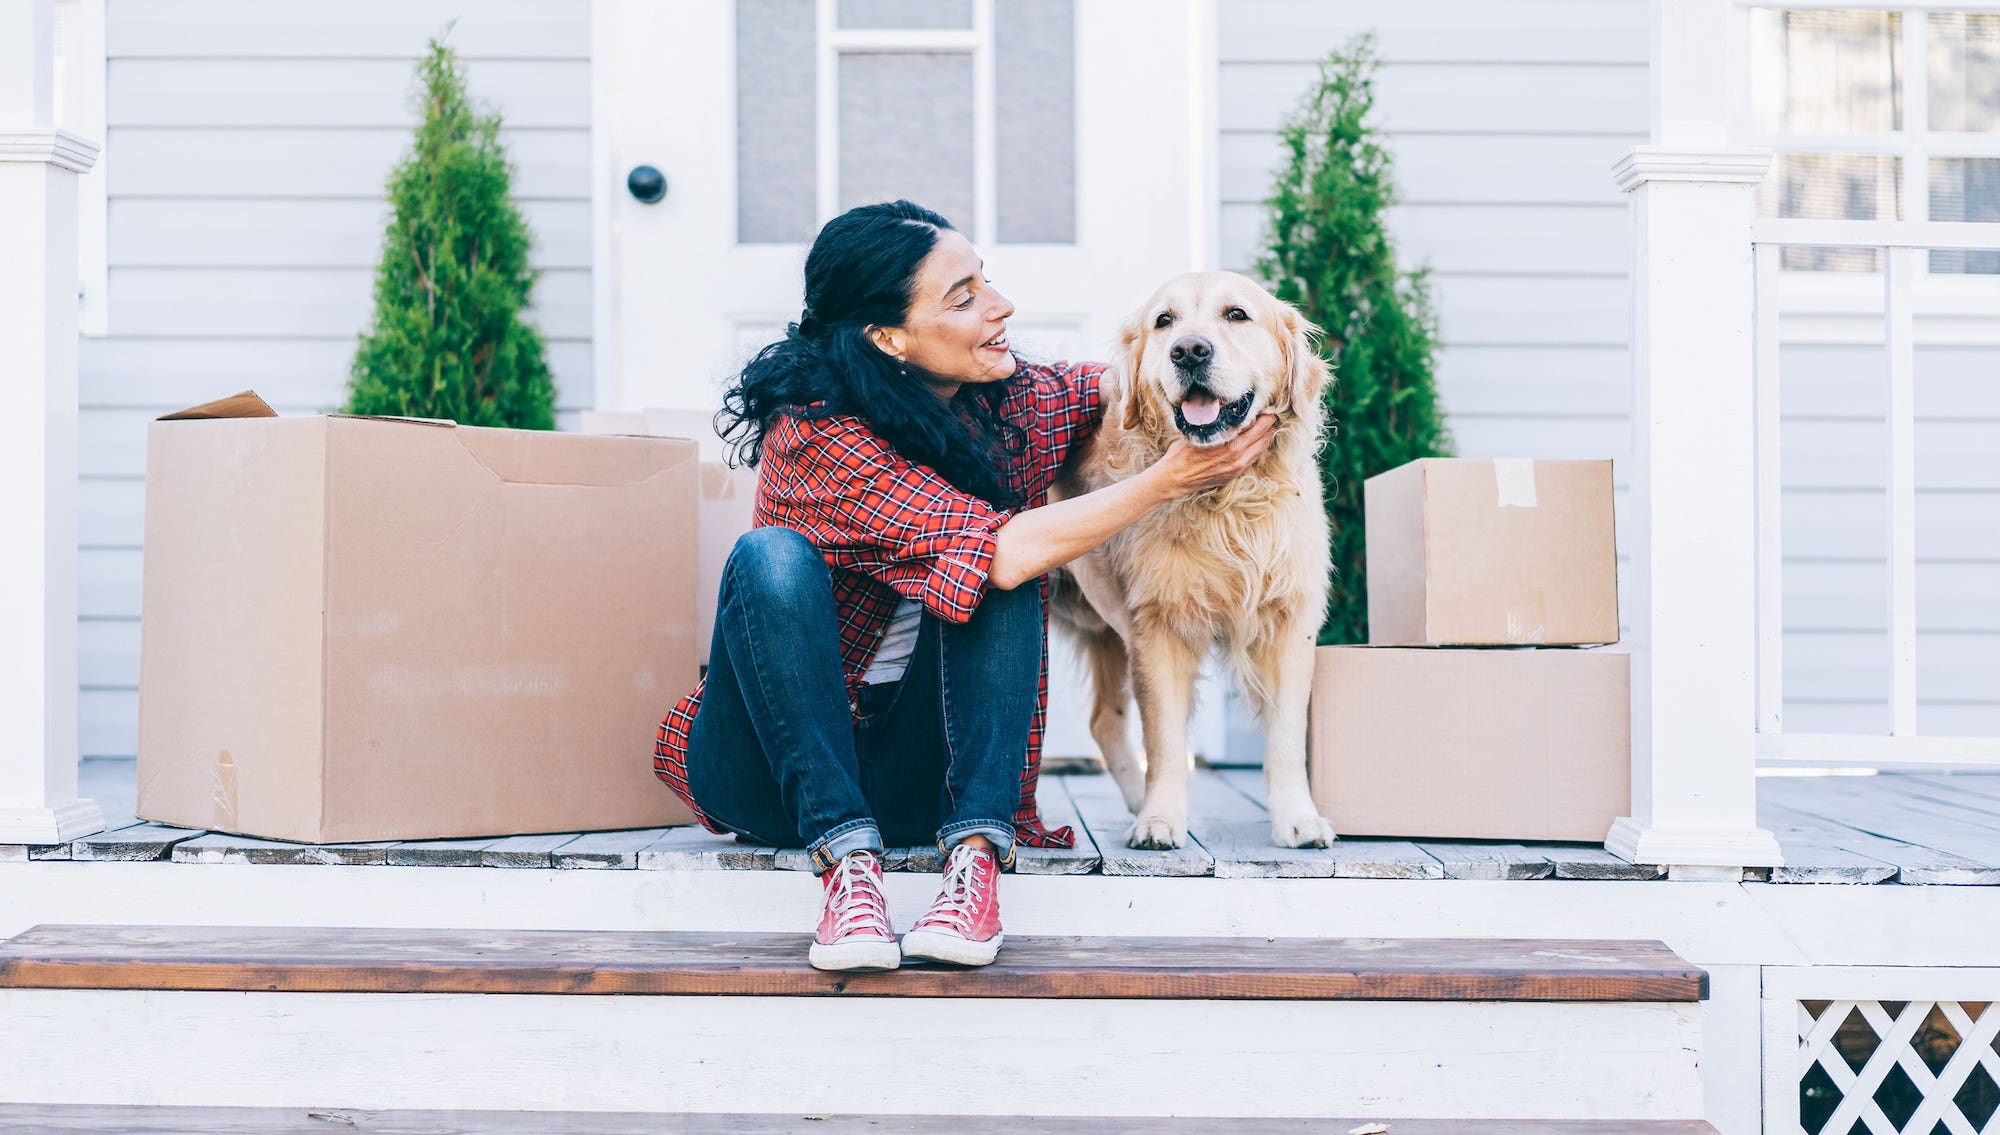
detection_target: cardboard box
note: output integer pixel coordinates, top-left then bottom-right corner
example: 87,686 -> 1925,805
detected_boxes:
580,409 -> 759,666
1365,458 -> 1618,646
1308,645 -> 1630,842
137,392 -> 700,843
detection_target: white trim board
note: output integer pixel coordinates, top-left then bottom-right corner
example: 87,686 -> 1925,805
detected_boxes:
6,862 -> 2000,969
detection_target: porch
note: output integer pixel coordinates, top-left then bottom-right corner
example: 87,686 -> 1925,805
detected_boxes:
14,758 -> 2000,886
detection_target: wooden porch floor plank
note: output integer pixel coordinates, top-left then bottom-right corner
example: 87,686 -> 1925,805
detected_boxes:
478,833 -> 581,868
1016,774 -> 1104,875
1862,774 -> 2000,825
385,837 -> 508,868
1757,798 -> 1998,885
68,821 -> 208,863
773,845 -> 942,872
1543,846 -> 1669,882
636,826 -> 778,871
1062,767 -> 1214,877
0,1103 -> 1723,1134
548,828 -> 682,870
0,925 -> 1708,1002
1909,772 -> 2000,805
1413,842 -> 1557,881
1214,768 -> 1468,880
1188,769 -> 1339,879
167,832 -> 392,866
1761,777 -> 2000,872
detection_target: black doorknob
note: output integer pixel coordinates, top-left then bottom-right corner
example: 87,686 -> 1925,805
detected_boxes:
627,165 -> 667,204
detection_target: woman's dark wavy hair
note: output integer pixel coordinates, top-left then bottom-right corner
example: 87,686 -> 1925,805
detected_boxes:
715,200 -> 1026,507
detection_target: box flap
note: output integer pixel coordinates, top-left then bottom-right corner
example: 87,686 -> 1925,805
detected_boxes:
331,413 -> 458,429
158,391 -> 279,421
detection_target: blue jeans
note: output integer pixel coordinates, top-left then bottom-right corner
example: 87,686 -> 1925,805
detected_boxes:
683,527 -> 1040,873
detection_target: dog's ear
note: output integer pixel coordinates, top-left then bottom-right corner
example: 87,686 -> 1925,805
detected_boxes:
1277,302 -> 1331,418
1111,310 -> 1148,432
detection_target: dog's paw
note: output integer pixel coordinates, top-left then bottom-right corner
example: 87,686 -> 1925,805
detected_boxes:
1125,813 -> 1188,850
1270,807 -> 1338,849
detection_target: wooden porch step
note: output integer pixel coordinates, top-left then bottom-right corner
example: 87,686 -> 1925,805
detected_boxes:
0,1106 -> 1724,1134
0,925 -> 1705,1001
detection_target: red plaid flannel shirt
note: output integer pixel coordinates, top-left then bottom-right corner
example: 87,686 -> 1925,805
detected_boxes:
654,359 -> 1105,848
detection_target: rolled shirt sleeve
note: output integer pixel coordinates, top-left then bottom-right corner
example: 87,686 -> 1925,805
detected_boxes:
759,413 -> 1016,624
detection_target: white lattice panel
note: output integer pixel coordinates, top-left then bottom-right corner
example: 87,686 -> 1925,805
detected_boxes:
1773,992 -> 2000,1135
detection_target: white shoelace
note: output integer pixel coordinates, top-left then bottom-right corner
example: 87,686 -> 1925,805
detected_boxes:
825,851 -> 892,939
918,845 -> 990,935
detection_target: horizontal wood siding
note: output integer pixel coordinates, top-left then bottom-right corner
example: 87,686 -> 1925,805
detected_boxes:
79,0 -> 594,756
1219,0 -> 2000,741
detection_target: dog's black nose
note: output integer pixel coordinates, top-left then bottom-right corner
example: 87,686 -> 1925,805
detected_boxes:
1169,336 -> 1213,368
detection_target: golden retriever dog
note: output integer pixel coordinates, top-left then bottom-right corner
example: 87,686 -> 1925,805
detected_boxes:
1051,271 -> 1335,849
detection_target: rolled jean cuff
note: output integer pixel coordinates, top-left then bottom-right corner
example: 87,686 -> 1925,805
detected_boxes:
937,820 -> 1015,869
809,819 -> 884,874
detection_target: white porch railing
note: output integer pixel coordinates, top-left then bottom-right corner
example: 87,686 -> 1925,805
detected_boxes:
1751,218 -> 2000,769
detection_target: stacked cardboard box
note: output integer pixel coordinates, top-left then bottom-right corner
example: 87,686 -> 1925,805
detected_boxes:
1308,458 -> 1629,843
137,392 -> 701,843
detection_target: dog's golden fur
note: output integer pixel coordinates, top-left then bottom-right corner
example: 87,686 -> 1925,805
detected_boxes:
1051,271 -> 1336,849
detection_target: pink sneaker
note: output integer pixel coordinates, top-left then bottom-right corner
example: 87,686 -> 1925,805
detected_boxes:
808,849 -> 900,972
900,843 -> 1004,966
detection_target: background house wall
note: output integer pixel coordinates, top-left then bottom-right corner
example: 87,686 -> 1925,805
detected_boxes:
72,0 -> 1998,760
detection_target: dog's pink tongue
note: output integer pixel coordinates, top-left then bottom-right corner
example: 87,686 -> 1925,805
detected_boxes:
1180,394 -> 1222,426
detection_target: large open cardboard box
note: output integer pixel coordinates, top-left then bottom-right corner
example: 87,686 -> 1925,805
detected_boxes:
580,409 -> 758,666
137,393 -> 700,843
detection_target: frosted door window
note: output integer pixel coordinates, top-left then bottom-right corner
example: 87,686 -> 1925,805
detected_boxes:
838,53 -> 975,229
733,0 -> 1077,245
996,0 -> 1075,243
838,0 -> 971,29
737,0 -> 818,244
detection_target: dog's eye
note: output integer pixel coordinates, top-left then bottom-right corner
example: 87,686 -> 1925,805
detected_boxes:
1225,307 -> 1250,322
1153,311 -> 1174,330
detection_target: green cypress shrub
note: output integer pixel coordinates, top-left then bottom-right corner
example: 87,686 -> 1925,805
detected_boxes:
346,38 -> 556,430
1255,32 -> 1454,645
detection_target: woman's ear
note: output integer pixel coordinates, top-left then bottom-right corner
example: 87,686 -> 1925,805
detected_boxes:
1112,314 -> 1147,432
1277,303 -> 1330,417
865,324 -> 904,362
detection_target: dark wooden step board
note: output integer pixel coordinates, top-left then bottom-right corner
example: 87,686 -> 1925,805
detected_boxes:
0,1107 -> 1724,1134
0,925 -> 1706,1002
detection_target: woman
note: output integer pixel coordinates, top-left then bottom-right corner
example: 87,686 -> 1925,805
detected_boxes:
652,200 -> 1275,972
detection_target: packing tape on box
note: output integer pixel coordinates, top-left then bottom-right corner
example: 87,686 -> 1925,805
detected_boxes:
1494,458 -> 1538,508
212,748 -> 239,830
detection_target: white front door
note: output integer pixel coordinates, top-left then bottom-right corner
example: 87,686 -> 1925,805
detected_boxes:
592,0 -> 1225,759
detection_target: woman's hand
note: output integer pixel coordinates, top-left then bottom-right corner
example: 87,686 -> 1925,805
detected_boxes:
1147,413 -> 1279,498
986,414 -> 1280,590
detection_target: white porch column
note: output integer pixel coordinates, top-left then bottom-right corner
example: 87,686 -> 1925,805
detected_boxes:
1604,0 -> 1783,869
0,0 -> 105,843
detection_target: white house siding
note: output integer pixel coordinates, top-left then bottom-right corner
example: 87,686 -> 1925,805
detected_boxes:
1217,0 -> 2000,741
78,0 -> 594,757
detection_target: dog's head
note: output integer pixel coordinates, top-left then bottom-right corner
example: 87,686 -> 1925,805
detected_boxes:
1110,272 -> 1328,446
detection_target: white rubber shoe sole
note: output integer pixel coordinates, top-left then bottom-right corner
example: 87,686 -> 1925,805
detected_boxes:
808,936 -> 901,972
899,928 -> 1003,967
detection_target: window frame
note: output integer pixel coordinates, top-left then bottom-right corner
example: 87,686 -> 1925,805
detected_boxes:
1731,1 -> 2000,312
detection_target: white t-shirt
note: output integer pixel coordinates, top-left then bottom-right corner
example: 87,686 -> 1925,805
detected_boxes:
860,596 -> 923,685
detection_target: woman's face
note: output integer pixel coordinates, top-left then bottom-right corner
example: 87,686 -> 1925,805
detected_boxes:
871,229 -> 1016,396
